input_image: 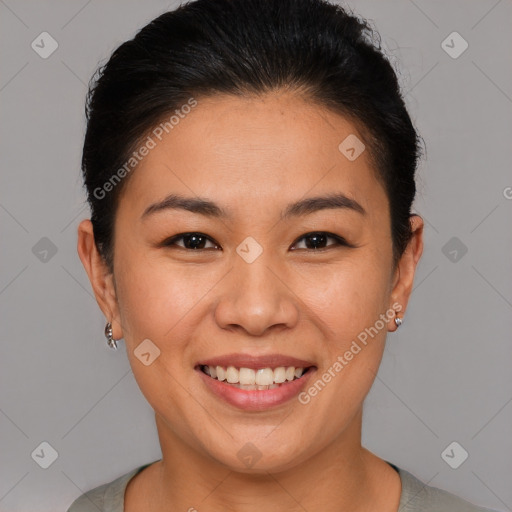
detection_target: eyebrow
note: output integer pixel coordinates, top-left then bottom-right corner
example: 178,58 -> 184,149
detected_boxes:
141,192 -> 366,220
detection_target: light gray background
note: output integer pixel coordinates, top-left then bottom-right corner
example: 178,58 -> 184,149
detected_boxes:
1,0 -> 511,510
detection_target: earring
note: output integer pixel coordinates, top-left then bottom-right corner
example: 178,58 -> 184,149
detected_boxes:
394,316 -> 403,328
104,322 -> 118,350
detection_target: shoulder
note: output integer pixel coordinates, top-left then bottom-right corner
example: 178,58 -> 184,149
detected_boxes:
395,464 -> 501,512
66,463 -> 154,512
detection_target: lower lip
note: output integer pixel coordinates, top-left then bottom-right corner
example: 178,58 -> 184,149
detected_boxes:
196,367 -> 316,411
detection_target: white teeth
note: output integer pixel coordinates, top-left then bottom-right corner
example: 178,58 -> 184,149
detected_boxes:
226,366 -> 238,383
203,365 -> 309,386
255,368 -> 274,386
216,366 -> 226,381
273,367 -> 286,383
239,367 -> 256,385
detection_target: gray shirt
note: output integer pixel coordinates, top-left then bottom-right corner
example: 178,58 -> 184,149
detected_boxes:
66,460 -> 501,511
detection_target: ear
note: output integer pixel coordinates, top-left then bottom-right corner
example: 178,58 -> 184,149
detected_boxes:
77,219 -> 123,339
388,214 -> 424,331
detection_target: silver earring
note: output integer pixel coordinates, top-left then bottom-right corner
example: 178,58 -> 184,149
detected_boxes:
394,316 -> 403,328
104,322 -> 118,350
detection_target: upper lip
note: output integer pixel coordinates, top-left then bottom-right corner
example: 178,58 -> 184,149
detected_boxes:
196,353 -> 316,370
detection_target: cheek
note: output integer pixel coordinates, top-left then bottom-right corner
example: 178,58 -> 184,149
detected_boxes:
113,257 -> 210,418
299,257 -> 390,344
299,264 -> 390,435
114,249 -> 210,347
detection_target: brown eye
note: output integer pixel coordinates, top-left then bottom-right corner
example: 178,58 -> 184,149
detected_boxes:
164,233 -> 219,250
291,232 -> 349,251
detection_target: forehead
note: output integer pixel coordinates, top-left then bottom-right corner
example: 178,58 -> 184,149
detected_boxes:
117,92 -> 388,221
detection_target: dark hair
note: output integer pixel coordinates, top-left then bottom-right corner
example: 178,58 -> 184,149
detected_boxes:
82,0 -> 423,274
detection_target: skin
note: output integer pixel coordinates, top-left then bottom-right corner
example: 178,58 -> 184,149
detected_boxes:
77,90 -> 423,511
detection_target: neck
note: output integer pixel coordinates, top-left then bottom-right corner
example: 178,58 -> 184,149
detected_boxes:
132,408 -> 400,512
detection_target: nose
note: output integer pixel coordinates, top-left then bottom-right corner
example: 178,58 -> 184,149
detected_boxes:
214,253 -> 299,337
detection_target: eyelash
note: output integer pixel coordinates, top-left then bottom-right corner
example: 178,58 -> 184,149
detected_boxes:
162,231 -> 352,251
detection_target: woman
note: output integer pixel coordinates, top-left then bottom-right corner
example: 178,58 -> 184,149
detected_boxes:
68,0 -> 500,510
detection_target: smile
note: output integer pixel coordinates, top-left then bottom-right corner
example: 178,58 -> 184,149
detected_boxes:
195,357 -> 317,411
199,364 -> 313,390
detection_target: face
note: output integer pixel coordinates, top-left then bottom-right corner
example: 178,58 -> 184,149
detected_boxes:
79,91 -> 423,473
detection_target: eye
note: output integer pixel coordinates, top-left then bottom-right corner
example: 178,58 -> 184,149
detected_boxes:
163,232 -> 220,250
161,231 -> 350,251
291,231 -> 349,251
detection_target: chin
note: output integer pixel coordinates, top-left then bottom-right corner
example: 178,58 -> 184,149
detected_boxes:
202,432 -> 316,475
